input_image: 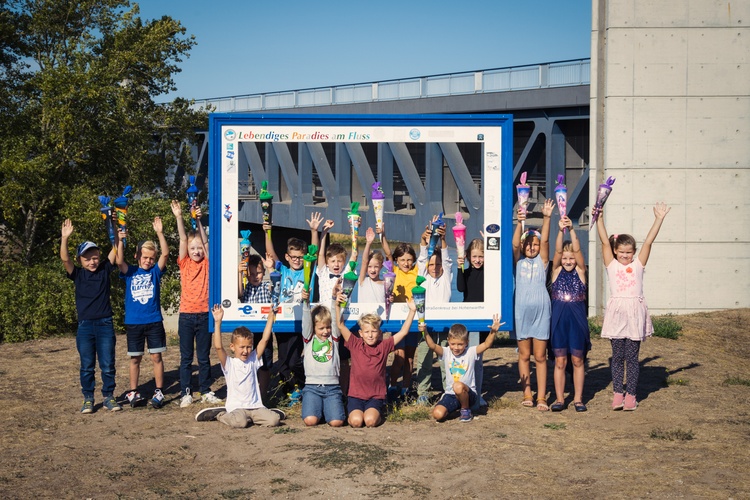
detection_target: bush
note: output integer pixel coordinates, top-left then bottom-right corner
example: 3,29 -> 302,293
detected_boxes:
588,317 -> 602,337
652,314 -> 682,339
0,262 -> 78,342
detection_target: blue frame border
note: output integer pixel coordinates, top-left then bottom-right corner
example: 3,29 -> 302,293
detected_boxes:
209,113 -> 514,333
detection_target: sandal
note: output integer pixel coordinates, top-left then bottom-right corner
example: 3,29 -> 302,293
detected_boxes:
537,398 -> 549,412
550,401 -> 565,412
573,402 -> 587,412
521,395 -> 534,407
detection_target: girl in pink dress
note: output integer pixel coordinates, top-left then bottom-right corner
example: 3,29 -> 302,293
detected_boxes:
595,202 -> 670,411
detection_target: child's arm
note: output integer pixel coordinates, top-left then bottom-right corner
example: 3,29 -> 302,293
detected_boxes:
334,298 -> 353,343
153,216 -> 169,271
171,200 -> 188,260
380,226 -> 392,263
195,206 -> 208,259
596,209 -> 614,266
212,304 -> 227,369
418,322 -> 443,357
540,198 -> 554,265
512,208 -> 525,262
307,211 -> 324,254
301,290 -> 313,341
263,222 -> 279,263
108,219 -> 119,265
359,227 -> 375,284
255,307 -> 275,356
567,218 -> 586,272
60,219 -> 75,275
390,299 -> 417,345
639,202 -> 670,266
552,217 -> 567,272
116,228 -> 129,273
476,314 -> 504,355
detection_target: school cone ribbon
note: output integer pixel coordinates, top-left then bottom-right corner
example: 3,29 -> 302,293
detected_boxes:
339,262 -> 358,308
348,202 -> 361,256
259,180 -> 273,237
371,182 -> 385,241
516,172 -> 530,232
113,185 -> 132,247
590,176 -> 616,228
240,230 -> 252,290
555,175 -> 568,233
98,196 -> 116,247
303,244 -> 318,293
412,276 -> 427,326
427,212 -> 445,258
186,175 -> 199,230
383,261 -> 396,320
452,212 -> 467,261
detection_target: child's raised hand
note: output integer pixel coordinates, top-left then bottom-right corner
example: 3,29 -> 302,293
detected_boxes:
153,216 -> 163,233
322,219 -> 334,232
307,211 -> 323,231
654,202 -> 671,220
559,216 -> 572,231
457,256 -> 465,268
194,206 -> 202,219
262,223 -> 272,232
517,208 -> 527,222
170,200 -> 182,217
417,322 -> 427,333
407,298 -> 417,312
541,198 -> 555,217
61,219 -> 74,238
301,289 -> 310,302
365,227 -> 375,243
262,252 -> 275,270
118,228 -> 127,241
488,313 -> 505,331
212,304 -> 224,322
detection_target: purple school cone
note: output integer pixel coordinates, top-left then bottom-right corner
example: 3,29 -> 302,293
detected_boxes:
412,276 -> 427,326
516,172 -> 530,232
113,185 -> 132,247
555,174 -> 568,233
427,212 -> 445,258
186,175 -> 199,230
383,261 -> 396,320
98,196 -> 116,246
371,182 -> 385,241
240,230 -> 252,290
259,180 -> 274,237
303,244 -> 318,293
348,202 -> 361,256
339,262 -> 358,308
452,212 -> 467,261
590,176 -> 616,228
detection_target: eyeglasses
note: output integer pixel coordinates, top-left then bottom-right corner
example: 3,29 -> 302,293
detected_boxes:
287,255 -> 304,261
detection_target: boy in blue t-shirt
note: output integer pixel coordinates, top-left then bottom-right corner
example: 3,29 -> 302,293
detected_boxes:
116,217 -> 169,408
60,219 -> 121,413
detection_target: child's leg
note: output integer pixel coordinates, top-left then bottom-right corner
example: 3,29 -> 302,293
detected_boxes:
432,393 -> 460,421
339,345 -> 351,397
533,339 -> 548,406
76,320 -> 97,400
247,407 -> 281,427
177,313 -> 196,395
571,354 -> 585,403
94,317 -> 117,398
553,355 -> 567,403
301,385 -> 324,426
517,339 -> 533,399
217,409 -> 251,428
125,325 -> 145,390
414,338 -> 433,398
151,352 -> 165,388
129,356 -> 142,390
363,407 -> 383,428
348,409 -> 365,428
624,340 -> 641,396
146,322 -> 167,389
454,382 -> 470,409
610,339 -> 626,394
194,312 -> 212,394
322,385 -> 346,427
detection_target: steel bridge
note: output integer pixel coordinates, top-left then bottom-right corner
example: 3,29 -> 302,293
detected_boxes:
186,58 -> 591,257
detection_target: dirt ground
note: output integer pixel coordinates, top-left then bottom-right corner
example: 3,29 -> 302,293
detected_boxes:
1,309 -> 749,499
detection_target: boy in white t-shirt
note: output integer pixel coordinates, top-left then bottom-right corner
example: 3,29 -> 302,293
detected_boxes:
195,305 -> 283,428
419,314 -> 502,422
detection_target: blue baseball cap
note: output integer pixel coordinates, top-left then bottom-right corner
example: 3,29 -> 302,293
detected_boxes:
76,241 -> 99,257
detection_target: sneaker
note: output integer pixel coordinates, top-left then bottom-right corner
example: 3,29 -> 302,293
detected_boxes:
81,398 -> 94,414
612,392 -> 625,411
180,389 -> 193,408
102,396 -> 122,412
126,390 -> 146,408
201,391 -> 222,404
623,393 -> 638,411
415,395 -> 430,406
195,407 -> 226,422
479,397 -> 488,408
151,389 -> 165,409
270,408 -> 287,421
459,408 -> 473,423
288,387 -> 302,407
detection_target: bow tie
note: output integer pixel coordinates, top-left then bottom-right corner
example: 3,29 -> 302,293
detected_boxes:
329,273 -> 341,279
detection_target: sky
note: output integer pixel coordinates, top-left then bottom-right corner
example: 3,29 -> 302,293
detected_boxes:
136,0 -> 592,102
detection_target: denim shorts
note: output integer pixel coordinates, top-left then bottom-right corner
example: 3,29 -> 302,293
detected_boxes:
301,384 -> 346,422
126,322 -> 167,356
394,331 -> 420,349
436,390 -> 477,413
347,396 -> 386,416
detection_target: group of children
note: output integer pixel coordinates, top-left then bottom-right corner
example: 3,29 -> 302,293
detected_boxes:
63,194 -> 670,427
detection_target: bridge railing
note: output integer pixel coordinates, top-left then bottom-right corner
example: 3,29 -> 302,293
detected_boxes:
192,58 -> 590,112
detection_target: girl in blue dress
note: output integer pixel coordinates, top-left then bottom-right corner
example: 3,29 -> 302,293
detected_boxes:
512,199 -> 553,411
549,216 -> 590,412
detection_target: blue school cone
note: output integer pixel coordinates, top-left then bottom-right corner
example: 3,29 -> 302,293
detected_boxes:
288,385 -> 302,407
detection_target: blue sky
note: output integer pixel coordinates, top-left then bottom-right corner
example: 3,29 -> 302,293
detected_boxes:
136,1 -> 591,102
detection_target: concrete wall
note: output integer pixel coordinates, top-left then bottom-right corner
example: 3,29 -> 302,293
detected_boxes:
590,0 -> 750,315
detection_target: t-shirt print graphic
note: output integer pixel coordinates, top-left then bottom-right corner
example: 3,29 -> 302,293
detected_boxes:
131,273 -> 154,304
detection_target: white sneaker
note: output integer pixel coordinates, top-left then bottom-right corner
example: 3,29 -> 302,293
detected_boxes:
201,391 -> 222,404
180,389 -> 193,408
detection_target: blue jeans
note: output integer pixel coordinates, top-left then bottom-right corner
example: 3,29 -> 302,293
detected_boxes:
76,317 -> 116,399
178,312 -> 212,395
301,384 -> 346,423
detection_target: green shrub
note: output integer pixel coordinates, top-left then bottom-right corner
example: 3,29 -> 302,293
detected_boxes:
588,317 -> 602,337
652,314 -> 682,339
